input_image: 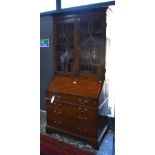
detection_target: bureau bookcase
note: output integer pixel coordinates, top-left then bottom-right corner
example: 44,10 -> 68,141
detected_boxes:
45,7 -> 109,149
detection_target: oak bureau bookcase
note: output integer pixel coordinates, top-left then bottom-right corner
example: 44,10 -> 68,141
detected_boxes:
45,7 -> 109,149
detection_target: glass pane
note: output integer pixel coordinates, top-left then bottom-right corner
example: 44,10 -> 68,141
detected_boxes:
55,23 -> 75,72
80,19 -> 105,75
62,0 -> 110,9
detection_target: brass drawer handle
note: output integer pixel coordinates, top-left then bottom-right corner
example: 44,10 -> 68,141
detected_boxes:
78,107 -> 88,112
55,95 -> 61,100
78,127 -> 88,132
56,111 -> 62,115
58,103 -> 62,106
53,110 -> 62,115
78,127 -> 82,130
78,115 -> 87,120
54,120 -> 63,125
78,99 -> 88,104
78,99 -> 82,103
81,109 -> 87,113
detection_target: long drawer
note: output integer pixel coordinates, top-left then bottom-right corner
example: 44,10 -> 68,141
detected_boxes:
45,92 -> 98,107
46,101 -> 99,122
47,116 -> 98,138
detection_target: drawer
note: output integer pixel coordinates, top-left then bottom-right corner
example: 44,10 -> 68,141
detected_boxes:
70,120 -> 98,138
45,92 -> 98,107
47,117 -> 65,131
47,117 -> 98,139
77,97 -> 98,107
46,102 -> 99,122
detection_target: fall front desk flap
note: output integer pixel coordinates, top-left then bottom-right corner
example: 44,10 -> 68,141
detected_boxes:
47,76 -> 103,98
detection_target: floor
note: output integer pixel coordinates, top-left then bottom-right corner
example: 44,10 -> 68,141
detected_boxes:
40,110 -> 115,155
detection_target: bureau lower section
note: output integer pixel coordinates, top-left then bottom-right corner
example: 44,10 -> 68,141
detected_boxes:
46,97 -> 108,149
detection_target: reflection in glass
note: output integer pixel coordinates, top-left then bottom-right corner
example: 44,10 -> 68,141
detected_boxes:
80,19 -> 105,75
60,49 -> 73,71
55,22 -> 75,72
